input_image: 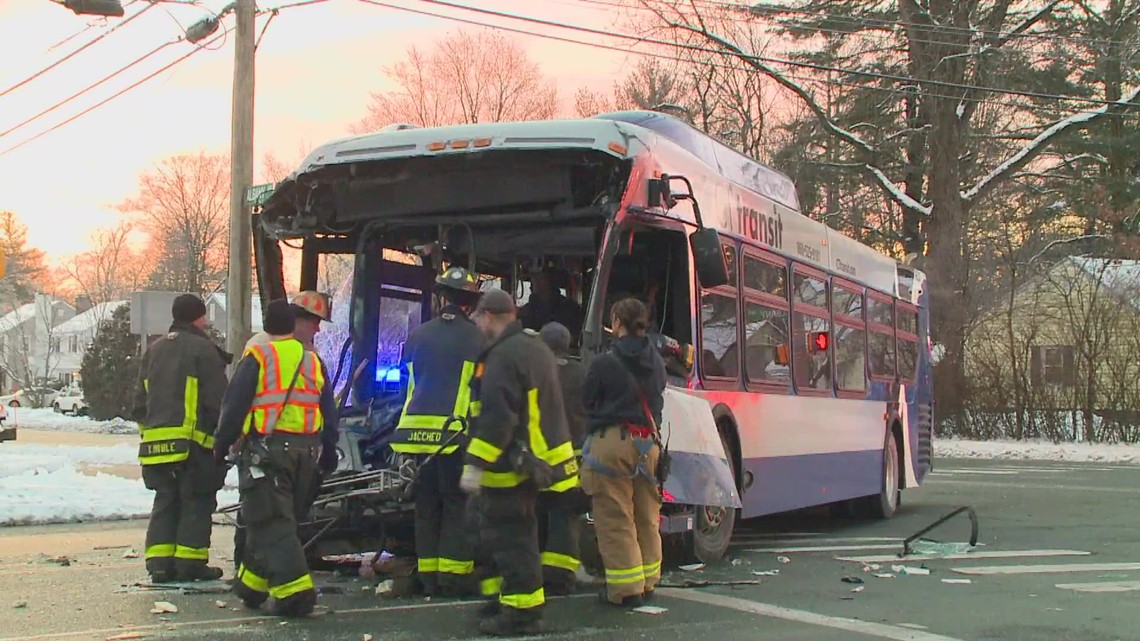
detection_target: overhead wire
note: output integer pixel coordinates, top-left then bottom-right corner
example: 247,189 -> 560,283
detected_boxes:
0,1 -> 156,99
413,0 -> 1140,109
46,0 -> 144,51
355,0 -> 1139,120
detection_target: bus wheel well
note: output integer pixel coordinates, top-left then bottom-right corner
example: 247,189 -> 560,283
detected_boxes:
712,406 -> 742,491
890,420 -> 905,489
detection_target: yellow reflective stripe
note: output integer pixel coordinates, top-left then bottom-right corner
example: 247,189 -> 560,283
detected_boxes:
538,442 -> 575,466
238,564 -> 268,593
192,429 -> 215,450
481,576 -> 503,596
500,586 -> 544,610
418,558 -> 440,573
481,469 -> 526,488
269,573 -> 315,600
452,360 -> 475,417
545,475 -> 581,493
184,376 -> 198,432
174,545 -> 209,561
540,552 -> 579,572
140,452 -> 189,465
469,400 -> 482,417
401,362 -> 416,416
467,438 -> 503,464
605,566 -> 645,585
141,426 -> 192,442
391,442 -> 461,455
526,388 -> 551,456
396,414 -> 459,429
439,558 -> 475,576
145,544 -> 175,559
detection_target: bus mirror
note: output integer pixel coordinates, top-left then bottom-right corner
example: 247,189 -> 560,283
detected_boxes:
648,177 -> 675,208
690,228 -> 730,288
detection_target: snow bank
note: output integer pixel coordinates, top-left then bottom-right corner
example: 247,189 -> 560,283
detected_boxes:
7,408 -> 136,435
936,438 -> 1140,464
0,444 -> 238,526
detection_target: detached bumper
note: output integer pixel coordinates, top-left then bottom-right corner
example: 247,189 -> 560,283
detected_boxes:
0,425 -> 15,442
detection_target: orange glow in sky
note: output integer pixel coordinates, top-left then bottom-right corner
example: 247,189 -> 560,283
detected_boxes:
0,0 -> 632,260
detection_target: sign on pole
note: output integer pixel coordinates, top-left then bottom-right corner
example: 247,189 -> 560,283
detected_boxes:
244,183 -> 276,206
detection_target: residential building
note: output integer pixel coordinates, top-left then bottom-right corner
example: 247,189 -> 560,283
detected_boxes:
53,300 -> 129,387
0,294 -> 76,393
205,293 -> 264,338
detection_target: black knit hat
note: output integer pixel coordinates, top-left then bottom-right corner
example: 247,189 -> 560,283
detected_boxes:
539,322 -> 571,354
263,299 -> 296,336
171,294 -> 207,324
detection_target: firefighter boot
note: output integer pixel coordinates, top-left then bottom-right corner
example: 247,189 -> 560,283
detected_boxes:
233,580 -> 268,610
272,588 -> 317,618
176,564 -> 225,582
477,611 -> 545,637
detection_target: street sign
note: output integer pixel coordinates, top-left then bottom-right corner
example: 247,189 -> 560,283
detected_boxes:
244,183 -> 276,206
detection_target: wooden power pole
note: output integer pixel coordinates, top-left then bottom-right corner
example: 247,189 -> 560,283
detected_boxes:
226,0 -> 256,359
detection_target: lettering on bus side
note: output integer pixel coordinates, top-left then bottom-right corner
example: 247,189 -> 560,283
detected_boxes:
734,202 -> 784,249
796,241 -> 821,264
836,258 -> 857,277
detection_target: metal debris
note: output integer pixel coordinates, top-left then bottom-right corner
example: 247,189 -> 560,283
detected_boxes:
13,600 -> 27,609
149,601 -> 178,614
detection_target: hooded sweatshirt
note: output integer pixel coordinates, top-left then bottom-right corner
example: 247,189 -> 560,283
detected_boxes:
583,334 -> 667,433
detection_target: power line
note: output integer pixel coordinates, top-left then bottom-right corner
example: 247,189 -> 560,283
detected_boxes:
0,1 -> 156,99
359,0 -> 1140,120
46,0 -> 144,51
414,0 -> 1140,109
0,26 -> 229,157
1,40 -> 178,138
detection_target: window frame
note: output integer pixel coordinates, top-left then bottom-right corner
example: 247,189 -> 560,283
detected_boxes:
866,289 -> 896,382
697,239 -> 743,389
895,300 -> 919,384
741,246 -> 791,394
791,262 -> 832,397
832,278 -> 868,397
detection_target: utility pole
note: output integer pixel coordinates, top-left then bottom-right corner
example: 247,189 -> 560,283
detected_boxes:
226,0 -> 255,361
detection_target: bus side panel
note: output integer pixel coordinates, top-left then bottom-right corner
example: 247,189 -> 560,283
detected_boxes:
658,388 -> 741,510
701,391 -> 885,519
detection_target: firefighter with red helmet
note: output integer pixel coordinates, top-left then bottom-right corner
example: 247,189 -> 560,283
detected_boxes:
392,266 -> 486,597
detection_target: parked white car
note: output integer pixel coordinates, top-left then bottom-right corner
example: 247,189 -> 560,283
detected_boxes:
53,387 -> 89,415
0,387 -> 60,408
0,404 -> 11,442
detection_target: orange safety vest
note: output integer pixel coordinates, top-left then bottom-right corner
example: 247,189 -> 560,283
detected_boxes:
242,338 -> 326,436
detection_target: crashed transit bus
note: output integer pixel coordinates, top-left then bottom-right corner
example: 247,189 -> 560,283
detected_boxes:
249,110 -> 934,566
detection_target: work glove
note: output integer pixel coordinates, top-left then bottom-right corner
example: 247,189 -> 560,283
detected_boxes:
459,465 -> 483,495
318,445 -> 338,474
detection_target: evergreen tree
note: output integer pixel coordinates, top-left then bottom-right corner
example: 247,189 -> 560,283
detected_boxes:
80,304 -> 139,421
0,211 -> 48,308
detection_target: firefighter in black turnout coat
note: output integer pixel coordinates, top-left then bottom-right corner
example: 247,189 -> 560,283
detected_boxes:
392,266 -> 485,597
461,289 -> 580,637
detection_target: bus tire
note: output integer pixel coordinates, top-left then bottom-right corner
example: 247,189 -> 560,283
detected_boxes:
687,428 -> 737,564
865,429 -> 901,519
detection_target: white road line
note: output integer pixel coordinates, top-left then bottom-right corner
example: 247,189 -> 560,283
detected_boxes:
732,532 -> 827,539
927,480 -> 1140,494
953,562 -> 1140,576
748,543 -> 904,554
1055,580 -> 1140,593
732,536 -> 902,547
930,470 -> 1020,476
837,550 -> 1091,563
662,588 -> 965,641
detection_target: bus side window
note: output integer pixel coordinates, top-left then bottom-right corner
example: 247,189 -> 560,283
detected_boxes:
699,292 -> 739,380
792,267 -> 831,393
832,284 -> 867,393
742,252 -> 790,388
867,294 -> 896,379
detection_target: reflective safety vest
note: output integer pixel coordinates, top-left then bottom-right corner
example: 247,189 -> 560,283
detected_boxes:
242,339 -> 326,436
138,377 -> 216,466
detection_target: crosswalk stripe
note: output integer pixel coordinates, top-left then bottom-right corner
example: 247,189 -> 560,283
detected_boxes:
1055,580 -> 1140,593
747,544 -> 903,554
837,549 -> 1091,564
953,562 -> 1140,576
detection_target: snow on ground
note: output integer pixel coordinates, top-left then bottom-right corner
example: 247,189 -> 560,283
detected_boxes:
937,438 -> 1140,464
0,441 -> 237,526
6,407 -> 137,435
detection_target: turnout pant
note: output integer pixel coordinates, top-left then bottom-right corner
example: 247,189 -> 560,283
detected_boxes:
475,484 -> 545,622
539,500 -> 581,595
233,434 -> 321,616
233,468 -> 323,572
580,426 -> 662,603
413,452 -> 475,594
142,447 -> 225,579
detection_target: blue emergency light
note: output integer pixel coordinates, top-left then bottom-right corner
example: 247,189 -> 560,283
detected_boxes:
375,366 -> 403,384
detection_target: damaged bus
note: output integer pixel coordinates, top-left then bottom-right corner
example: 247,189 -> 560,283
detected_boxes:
250,110 -> 933,566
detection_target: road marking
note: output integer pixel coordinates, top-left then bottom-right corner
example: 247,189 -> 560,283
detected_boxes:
930,470 -> 1020,476
747,543 -> 904,554
953,562 -> 1140,576
2,594 -> 596,641
929,480 -> 1140,494
837,549 -> 1091,563
662,588 -> 966,641
731,536 -> 902,548
732,531 -> 827,539
1055,580 -> 1140,593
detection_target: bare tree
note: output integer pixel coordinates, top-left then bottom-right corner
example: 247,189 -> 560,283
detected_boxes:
119,152 -> 230,295
353,29 -> 559,132
0,296 -> 68,401
60,222 -> 149,305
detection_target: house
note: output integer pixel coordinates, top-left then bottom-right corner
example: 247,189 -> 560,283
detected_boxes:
52,300 -> 129,386
205,293 -> 264,338
0,294 -> 76,393
965,257 -> 1140,439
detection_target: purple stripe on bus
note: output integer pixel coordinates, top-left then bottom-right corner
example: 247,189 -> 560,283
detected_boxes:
740,450 -> 883,518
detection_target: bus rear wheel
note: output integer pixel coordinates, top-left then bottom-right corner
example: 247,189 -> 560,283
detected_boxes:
863,430 -> 901,519
687,428 -> 737,564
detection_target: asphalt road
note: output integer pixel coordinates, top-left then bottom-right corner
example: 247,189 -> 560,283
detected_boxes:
2,458 -> 1139,641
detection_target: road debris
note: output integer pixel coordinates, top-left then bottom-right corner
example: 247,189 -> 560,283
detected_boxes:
660,579 -> 760,588
678,563 -> 705,571
632,605 -> 668,615
13,600 -> 28,609
214,600 -> 227,608
841,576 -> 864,585
375,580 -> 394,597
873,573 -> 895,579
363,634 -> 374,641
751,570 -> 779,577
122,549 -> 139,559
777,556 -> 791,564
149,601 -> 178,614
105,633 -> 147,640
730,558 -> 743,566
942,579 -> 972,585
851,586 -> 865,593
891,565 -> 930,576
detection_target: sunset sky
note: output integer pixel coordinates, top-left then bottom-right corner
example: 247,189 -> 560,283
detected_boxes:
0,0 -> 637,260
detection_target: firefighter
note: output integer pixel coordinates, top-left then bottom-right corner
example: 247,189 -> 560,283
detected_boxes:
232,291 -> 333,573
536,321 -> 588,595
391,266 -> 484,597
460,289 -> 579,637
580,297 -> 667,608
131,294 -> 229,583
212,299 -> 339,617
